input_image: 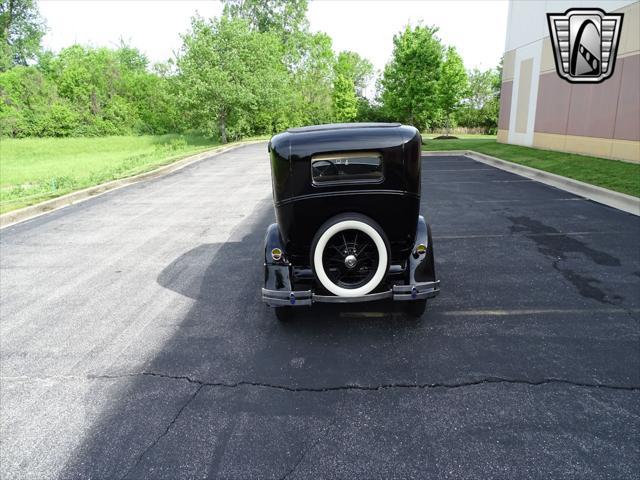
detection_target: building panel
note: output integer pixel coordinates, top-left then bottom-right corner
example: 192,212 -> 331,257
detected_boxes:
498,0 -> 639,162
534,73 -> 572,134
614,54 -> 640,141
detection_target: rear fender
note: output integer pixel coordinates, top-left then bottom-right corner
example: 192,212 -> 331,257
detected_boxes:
408,216 -> 437,284
264,223 -> 293,291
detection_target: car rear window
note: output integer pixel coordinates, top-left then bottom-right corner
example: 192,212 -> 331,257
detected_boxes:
311,152 -> 383,185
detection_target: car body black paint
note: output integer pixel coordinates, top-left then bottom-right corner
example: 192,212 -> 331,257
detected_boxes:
268,123 -> 422,262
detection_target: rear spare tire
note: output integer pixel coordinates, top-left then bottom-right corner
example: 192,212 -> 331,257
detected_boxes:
311,213 -> 390,297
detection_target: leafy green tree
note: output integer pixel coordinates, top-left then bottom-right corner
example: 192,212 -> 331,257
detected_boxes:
111,44 -> 179,134
222,0 -> 308,37
334,51 -> 373,96
355,97 -> 388,123
115,41 -> 148,72
137,63 -> 181,134
380,25 -> 444,130
437,46 -> 467,136
0,0 -> 46,71
176,16 -> 288,142
46,45 -> 136,134
0,42 -> 180,137
0,65 -> 80,137
222,0 -> 309,70
332,74 -> 358,122
492,56 -> 503,122
495,56 -> 503,91
0,0 -> 381,138
456,67 -> 500,133
223,0 -> 338,127
290,32 -> 335,125
0,65 -> 49,136
48,46 -> 117,112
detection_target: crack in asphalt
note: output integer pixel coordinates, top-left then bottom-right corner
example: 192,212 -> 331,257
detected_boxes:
5,366 -> 640,477
3,372 -> 639,392
281,446 -> 311,480
120,384 -> 204,480
78,371 -> 633,477
85,372 -> 640,392
280,428 -> 328,480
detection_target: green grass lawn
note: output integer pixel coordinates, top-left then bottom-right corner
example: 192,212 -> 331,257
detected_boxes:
422,137 -> 640,197
0,134 -> 222,214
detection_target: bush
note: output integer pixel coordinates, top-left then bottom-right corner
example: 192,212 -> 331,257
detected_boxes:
0,66 -> 57,137
37,103 -> 81,137
0,105 -> 25,137
0,46 -> 183,138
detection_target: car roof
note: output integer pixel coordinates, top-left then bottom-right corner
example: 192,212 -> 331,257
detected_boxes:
286,122 -> 401,133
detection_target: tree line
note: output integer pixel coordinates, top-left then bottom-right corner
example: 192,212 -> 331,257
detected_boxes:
0,0 -> 501,142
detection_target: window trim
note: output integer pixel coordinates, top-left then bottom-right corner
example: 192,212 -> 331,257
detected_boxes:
311,151 -> 384,187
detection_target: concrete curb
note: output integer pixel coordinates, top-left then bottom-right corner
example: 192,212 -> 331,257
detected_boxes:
0,139 -> 266,229
423,150 -> 640,216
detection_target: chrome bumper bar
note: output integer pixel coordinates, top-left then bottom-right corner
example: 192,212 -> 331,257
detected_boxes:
262,280 -> 440,307
392,281 -> 440,301
262,289 -> 313,307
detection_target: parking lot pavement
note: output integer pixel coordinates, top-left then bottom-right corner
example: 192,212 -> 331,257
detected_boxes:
1,146 -> 638,479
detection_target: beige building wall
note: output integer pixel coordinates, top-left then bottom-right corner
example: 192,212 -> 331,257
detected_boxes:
497,1 -> 640,163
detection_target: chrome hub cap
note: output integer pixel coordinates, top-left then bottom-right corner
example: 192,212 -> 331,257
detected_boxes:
344,254 -> 357,269
322,228 -> 379,290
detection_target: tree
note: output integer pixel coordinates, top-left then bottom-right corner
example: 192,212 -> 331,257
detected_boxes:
437,46 -> 467,136
176,16 -> 289,142
0,0 -> 382,138
334,51 -> 373,96
222,0 -> 308,37
0,0 -> 46,71
0,65 -> 59,137
332,74 -> 358,122
456,66 -> 501,133
222,0 -> 335,127
380,25 -> 444,130
355,97 -> 388,123
45,45 -> 140,134
332,52 -> 371,122
222,0 -> 308,69
0,42 -> 182,137
290,32 -> 335,125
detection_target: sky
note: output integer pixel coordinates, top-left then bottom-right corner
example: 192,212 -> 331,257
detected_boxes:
39,0 -> 509,95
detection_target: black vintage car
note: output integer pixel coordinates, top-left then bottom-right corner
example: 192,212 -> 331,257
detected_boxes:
262,122 -> 439,320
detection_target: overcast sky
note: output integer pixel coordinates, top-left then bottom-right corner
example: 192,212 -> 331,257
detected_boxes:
39,0 -> 509,90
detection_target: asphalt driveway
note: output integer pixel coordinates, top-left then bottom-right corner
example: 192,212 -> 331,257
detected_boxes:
1,143 -> 638,479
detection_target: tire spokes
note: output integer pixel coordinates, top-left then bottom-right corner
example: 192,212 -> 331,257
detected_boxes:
322,229 -> 379,289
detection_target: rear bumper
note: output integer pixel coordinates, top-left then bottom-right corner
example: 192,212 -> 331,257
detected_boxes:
262,280 -> 440,307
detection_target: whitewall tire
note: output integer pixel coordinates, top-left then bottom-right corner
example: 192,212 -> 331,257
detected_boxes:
311,214 -> 389,297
